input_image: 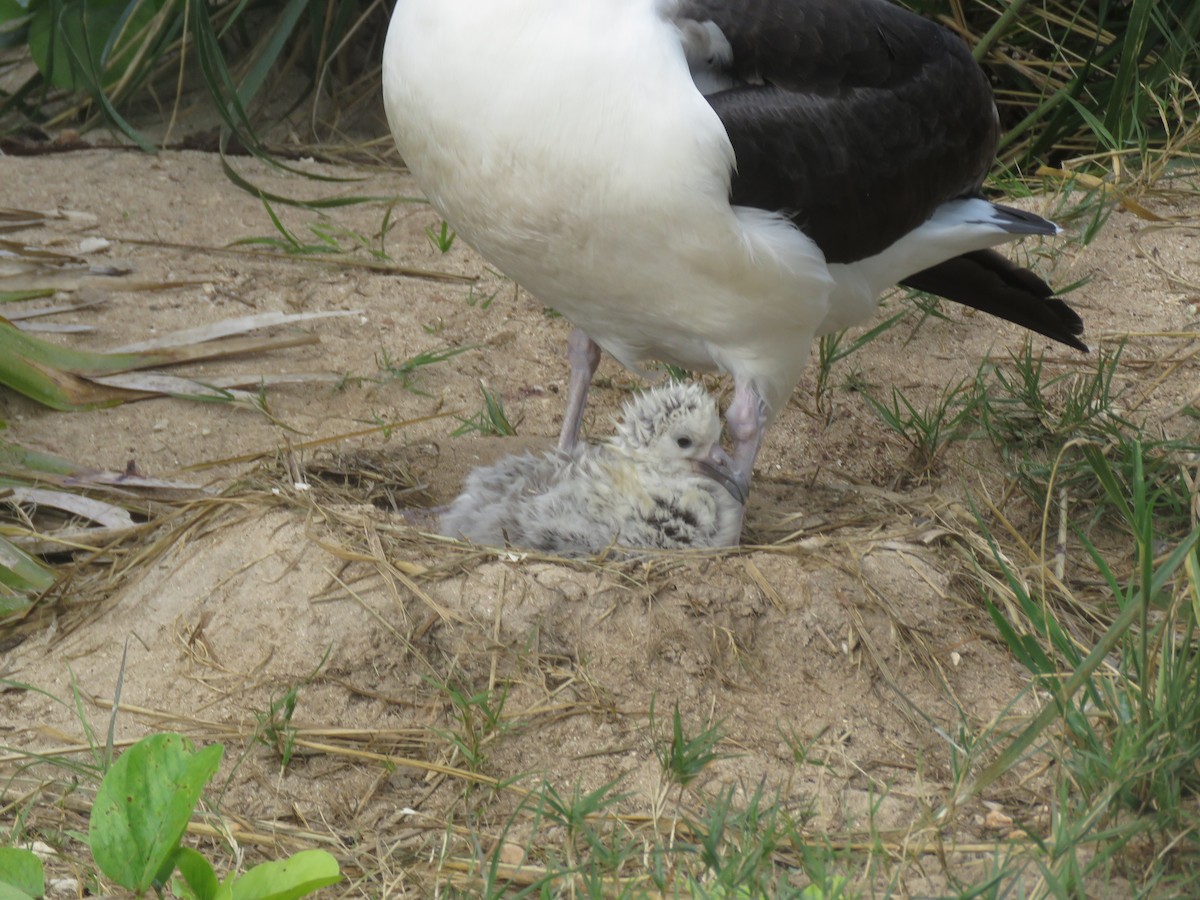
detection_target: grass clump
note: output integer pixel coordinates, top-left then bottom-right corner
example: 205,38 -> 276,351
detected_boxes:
372,344 -> 473,394
0,0 -> 391,156
234,198 -> 395,260
855,377 -> 983,481
905,0 -> 1200,173
977,341 -> 1198,538
431,702 -> 845,898
1,0 -> 1194,177
959,440 -> 1200,891
425,221 -> 457,255
252,650 -> 329,772
429,673 -> 513,778
653,700 -> 727,793
452,383 -> 517,437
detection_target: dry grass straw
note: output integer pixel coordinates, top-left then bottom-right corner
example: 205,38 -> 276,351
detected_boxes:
114,234 -> 476,284
6,255 -> 1199,893
1,497 -> 1173,892
2,436 -> 1052,892
6,329 -> 1197,895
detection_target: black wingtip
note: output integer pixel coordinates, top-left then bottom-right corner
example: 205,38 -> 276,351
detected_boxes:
901,250 -> 1088,353
1044,297 -> 1089,353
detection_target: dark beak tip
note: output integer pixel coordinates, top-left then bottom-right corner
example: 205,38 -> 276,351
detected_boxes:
692,459 -> 749,505
728,478 -> 749,506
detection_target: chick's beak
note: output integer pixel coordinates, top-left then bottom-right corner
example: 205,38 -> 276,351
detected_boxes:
690,444 -> 748,505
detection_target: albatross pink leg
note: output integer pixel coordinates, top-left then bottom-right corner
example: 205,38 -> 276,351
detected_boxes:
725,379 -> 767,501
557,327 -> 601,452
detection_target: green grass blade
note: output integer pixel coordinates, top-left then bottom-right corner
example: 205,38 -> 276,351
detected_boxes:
0,533 -> 57,597
0,340 -> 120,410
48,0 -> 159,152
234,0 -> 306,109
0,438 -> 82,477
1064,95 -> 1118,152
1105,0 -> 1156,139
218,147 -> 392,208
1080,444 -> 1135,529
188,0 -> 266,156
0,289 -> 56,303
185,0 -> 377,188
0,315 -> 178,376
971,0 -> 1035,61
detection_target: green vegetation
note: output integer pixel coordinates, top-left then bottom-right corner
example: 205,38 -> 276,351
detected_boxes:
235,198 -> 395,260
372,344 -> 474,394
1,1 -> 1194,171
429,673 -> 512,777
425,221 -> 457,255
907,0 -> 1200,172
452,383 -> 518,437
0,731 -> 340,898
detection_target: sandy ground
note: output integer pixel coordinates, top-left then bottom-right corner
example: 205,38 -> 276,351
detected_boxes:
1,149 -> 1198,894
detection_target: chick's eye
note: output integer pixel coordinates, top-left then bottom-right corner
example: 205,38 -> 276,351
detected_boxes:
676,436 -> 692,449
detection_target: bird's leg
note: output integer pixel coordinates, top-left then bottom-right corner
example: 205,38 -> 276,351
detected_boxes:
725,380 -> 767,500
557,327 -> 602,452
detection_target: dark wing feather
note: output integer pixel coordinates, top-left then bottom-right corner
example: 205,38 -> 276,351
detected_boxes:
902,250 -> 1088,352
679,0 -> 999,263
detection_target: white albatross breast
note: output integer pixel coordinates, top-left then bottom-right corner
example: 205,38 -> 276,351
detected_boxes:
382,0 -> 1087,539
439,382 -> 745,555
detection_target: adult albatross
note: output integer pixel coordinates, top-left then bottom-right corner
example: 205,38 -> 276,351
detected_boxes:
382,0 -> 1086,510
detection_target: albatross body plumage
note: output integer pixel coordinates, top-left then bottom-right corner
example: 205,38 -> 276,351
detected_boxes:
439,382 -> 745,555
382,0 -> 1087,527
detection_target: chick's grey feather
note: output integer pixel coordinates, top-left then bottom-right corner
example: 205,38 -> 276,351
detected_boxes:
440,382 -> 743,556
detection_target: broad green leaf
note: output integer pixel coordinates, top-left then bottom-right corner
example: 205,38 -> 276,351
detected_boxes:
27,0 -> 165,91
230,850 -> 341,900
0,847 -> 44,898
172,847 -> 219,900
89,733 -> 224,894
